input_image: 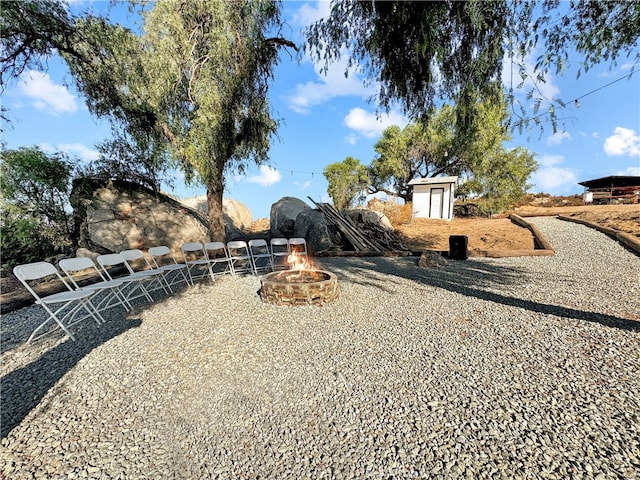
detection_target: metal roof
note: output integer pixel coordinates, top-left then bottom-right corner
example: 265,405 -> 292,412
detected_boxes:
577,175 -> 640,189
408,176 -> 458,186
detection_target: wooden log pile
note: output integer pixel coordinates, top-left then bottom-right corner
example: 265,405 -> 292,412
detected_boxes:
360,221 -> 406,251
308,197 -> 406,253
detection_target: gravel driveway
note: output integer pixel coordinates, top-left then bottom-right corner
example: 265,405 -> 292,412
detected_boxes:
1,217 -> 639,479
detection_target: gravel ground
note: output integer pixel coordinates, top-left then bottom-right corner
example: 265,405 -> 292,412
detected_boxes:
1,217 -> 639,479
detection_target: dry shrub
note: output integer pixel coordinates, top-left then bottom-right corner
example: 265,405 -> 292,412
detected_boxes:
384,202 -> 413,226
251,218 -> 270,232
517,193 -> 584,208
367,198 -> 384,212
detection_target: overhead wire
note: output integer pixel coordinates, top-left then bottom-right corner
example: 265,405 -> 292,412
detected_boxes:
512,67 -> 639,127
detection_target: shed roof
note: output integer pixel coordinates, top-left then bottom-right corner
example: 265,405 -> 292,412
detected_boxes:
408,176 -> 458,186
577,175 -> 640,189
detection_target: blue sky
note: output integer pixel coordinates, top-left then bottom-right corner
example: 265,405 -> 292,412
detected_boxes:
2,1 -> 639,219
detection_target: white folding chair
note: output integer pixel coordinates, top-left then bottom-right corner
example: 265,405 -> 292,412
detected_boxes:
204,242 -> 233,278
148,246 -> 191,291
270,237 -> 290,270
59,257 -> 132,314
120,249 -> 170,296
289,238 -> 308,256
248,239 -> 274,274
96,253 -> 155,304
13,262 -> 105,343
180,242 -> 211,283
226,241 -> 253,275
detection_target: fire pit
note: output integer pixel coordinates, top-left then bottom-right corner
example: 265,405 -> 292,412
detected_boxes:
259,269 -> 338,306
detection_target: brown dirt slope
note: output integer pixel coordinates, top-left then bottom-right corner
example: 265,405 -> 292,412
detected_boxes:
514,204 -> 639,238
396,204 -> 638,253
396,217 -> 535,253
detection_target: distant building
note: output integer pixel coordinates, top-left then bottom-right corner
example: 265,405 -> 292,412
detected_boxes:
578,175 -> 640,204
408,176 -> 458,220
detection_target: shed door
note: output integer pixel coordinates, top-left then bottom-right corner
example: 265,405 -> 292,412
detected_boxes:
429,188 -> 444,218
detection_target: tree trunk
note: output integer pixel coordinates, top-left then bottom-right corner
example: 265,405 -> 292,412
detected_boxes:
206,178 -> 226,242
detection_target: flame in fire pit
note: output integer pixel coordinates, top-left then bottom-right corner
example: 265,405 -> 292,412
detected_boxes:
287,250 -> 313,271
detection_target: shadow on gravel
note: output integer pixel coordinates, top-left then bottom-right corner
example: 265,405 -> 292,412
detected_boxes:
0,280 -> 197,437
1,315 -> 142,439
323,257 -> 640,333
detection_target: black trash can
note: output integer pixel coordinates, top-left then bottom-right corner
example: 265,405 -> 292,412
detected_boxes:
449,235 -> 468,260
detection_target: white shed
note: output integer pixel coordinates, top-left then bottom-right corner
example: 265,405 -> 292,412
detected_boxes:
408,176 -> 458,220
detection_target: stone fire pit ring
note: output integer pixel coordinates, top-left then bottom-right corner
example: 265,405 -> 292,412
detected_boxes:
259,270 -> 338,306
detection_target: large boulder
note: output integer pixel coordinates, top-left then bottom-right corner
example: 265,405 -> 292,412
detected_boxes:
270,197 -> 311,237
180,195 -> 253,237
180,195 -> 208,213
71,179 -> 209,255
223,198 -> 252,231
223,198 -> 253,242
294,209 -> 339,254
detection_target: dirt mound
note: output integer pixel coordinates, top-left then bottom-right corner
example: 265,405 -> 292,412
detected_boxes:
514,204 -> 639,237
396,217 -> 535,252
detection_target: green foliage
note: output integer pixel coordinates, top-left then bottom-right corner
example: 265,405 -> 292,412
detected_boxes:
462,146 -> 537,212
368,94 -> 528,203
141,0 -> 283,177
0,0 -> 78,89
81,131 -> 172,192
0,212 -> 63,273
63,13 -> 160,136
305,1 -> 640,135
506,1 -> 640,132
516,1 -> 640,78
323,157 -> 370,210
0,147 -> 76,271
0,147 -> 73,222
306,1 -> 508,135
363,94 -> 537,212
369,105 -> 462,201
59,0 -> 293,241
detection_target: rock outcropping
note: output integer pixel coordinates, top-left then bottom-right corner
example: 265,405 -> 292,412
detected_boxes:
270,197 -> 311,238
268,196 -> 401,254
179,195 -> 253,241
293,209 -> 339,254
71,179 -> 209,256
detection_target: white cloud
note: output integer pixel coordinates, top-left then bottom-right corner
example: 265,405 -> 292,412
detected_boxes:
345,134 -> 357,145
287,54 -> 375,114
287,3 -> 366,113
530,167 -> 577,192
529,153 -> 577,192
39,142 -> 99,162
620,62 -> 635,72
344,107 -> 408,138
537,154 -> 564,167
17,70 -> 77,115
58,143 -> 100,162
617,166 -> 640,176
603,127 -> 640,156
294,180 -> 312,190
287,3 -> 367,113
228,172 -> 244,184
546,131 -> 572,146
246,165 -> 282,187
292,1 -> 331,27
